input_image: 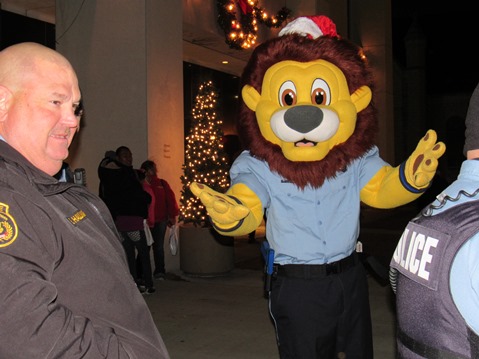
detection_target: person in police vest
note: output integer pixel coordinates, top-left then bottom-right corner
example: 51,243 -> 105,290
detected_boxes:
391,83 -> 479,358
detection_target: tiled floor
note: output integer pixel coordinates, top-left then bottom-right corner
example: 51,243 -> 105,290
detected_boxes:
144,203 -> 413,359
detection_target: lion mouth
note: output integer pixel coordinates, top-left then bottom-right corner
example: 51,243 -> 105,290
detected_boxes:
294,139 -> 317,147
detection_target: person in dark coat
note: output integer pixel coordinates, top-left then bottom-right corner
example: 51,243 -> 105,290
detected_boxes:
99,146 -> 156,294
0,42 -> 169,358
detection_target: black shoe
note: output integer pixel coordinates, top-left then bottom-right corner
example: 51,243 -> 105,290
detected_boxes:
144,287 -> 156,295
137,284 -> 146,294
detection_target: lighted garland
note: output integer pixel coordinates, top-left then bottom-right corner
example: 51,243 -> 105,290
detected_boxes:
217,0 -> 291,50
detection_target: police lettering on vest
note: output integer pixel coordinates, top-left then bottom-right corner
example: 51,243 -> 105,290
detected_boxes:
391,222 -> 448,291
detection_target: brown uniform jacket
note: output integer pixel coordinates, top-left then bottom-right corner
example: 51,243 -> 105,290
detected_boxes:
0,140 -> 169,358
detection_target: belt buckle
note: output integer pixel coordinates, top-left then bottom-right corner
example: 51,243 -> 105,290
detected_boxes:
272,264 -> 279,278
326,262 -> 339,275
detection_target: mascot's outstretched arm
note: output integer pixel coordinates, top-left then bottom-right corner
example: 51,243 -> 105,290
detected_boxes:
190,182 -> 263,236
360,129 -> 446,209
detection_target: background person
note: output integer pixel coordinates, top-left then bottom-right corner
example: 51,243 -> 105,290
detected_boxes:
97,149 -> 116,200
99,146 -> 156,294
391,83 -> 479,358
141,167 -> 156,231
0,42 -> 169,358
141,159 -> 179,280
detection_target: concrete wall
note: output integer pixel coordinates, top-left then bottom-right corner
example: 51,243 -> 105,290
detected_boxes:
56,0 -> 183,198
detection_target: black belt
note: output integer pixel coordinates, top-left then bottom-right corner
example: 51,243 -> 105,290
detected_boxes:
274,252 -> 358,279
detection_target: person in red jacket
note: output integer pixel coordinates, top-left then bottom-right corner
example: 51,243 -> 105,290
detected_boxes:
141,160 -> 179,279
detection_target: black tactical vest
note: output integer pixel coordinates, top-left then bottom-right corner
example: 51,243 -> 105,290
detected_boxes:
390,201 -> 479,358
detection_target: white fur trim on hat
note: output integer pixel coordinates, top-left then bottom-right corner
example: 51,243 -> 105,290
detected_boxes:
278,17 -> 323,39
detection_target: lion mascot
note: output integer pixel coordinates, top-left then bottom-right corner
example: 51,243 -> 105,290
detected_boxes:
190,15 -> 445,358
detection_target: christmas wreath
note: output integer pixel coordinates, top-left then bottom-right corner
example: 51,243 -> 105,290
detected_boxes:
216,0 -> 291,50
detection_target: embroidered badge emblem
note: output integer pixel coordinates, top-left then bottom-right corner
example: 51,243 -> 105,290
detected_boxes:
0,202 -> 18,247
67,210 -> 86,225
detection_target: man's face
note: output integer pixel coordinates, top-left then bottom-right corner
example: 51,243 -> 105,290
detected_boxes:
1,59 -> 81,176
117,149 -> 133,167
150,163 -> 157,175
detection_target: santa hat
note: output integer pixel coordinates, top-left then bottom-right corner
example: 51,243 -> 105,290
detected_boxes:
278,15 -> 338,39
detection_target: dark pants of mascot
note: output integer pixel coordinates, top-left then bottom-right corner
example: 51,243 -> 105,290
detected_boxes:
269,259 -> 373,359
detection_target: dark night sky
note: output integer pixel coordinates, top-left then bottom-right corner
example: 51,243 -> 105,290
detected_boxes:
391,1 -> 479,95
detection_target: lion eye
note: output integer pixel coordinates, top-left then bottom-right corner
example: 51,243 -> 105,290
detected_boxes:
279,81 -> 297,106
311,79 -> 331,105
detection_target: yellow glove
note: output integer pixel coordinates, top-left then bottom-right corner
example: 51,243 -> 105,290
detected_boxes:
361,130 -> 445,208
403,129 -> 446,188
190,182 -> 263,236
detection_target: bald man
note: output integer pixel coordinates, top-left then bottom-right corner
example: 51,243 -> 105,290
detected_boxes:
0,43 -> 170,358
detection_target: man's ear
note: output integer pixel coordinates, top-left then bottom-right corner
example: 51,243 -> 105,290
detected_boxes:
0,86 -> 12,120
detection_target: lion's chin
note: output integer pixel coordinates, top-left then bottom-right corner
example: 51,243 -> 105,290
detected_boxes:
282,145 -> 328,162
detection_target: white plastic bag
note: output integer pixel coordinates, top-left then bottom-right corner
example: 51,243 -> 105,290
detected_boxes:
143,219 -> 154,246
168,224 -> 179,255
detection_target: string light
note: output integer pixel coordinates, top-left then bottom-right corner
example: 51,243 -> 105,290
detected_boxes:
216,0 -> 291,50
179,80 -> 231,227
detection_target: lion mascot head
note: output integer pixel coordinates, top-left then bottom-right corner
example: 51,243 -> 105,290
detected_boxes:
237,15 -> 377,189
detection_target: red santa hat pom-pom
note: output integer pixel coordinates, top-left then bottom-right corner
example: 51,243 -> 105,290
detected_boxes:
278,15 -> 338,39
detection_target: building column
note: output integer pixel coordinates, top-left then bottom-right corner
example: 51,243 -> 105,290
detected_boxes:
56,0 -> 183,271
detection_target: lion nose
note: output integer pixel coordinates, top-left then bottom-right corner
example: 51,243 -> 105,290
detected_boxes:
284,105 -> 323,133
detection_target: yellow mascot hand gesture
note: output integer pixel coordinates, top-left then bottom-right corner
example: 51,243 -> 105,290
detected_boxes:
190,182 -> 264,236
361,129 -> 446,209
404,129 -> 446,188
190,182 -> 249,226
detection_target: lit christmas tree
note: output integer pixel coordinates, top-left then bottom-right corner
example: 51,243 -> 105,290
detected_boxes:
179,80 -> 230,227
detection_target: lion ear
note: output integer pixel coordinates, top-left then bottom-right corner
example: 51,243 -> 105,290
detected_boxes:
350,85 -> 372,113
241,85 -> 261,111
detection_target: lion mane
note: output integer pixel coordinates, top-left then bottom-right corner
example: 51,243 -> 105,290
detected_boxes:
237,34 -> 378,189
